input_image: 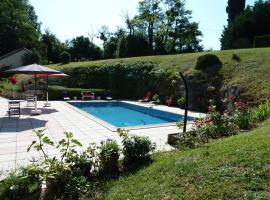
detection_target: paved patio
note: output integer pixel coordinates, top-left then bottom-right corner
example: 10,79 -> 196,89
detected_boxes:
0,97 -> 203,172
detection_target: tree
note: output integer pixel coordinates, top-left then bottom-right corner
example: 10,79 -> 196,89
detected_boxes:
160,0 -> 202,53
69,36 -> 102,61
0,0 -> 41,56
128,0 -> 202,54
136,0 -> 163,52
221,1 -> 270,49
226,0 -> 246,22
41,30 -> 66,63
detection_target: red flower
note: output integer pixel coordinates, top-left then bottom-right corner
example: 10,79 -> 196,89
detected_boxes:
8,76 -> 17,85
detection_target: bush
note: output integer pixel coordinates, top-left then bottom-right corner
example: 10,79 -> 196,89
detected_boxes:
232,53 -> 241,62
0,168 -> 42,200
99,139 -> 120,174
253,100 -> 270,122
233,102 -> 253,130
60,51 -> 71,64
48,85 -> 109,100
195,54 -> 222,70
119,129 -> 156,163
253,35 -> 270,48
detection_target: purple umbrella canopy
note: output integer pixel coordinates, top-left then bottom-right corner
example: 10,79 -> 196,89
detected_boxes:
4,63 -> 62,74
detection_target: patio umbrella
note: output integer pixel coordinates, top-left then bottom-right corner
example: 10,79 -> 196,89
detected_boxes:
5,64 -> 62,94
34,73 -> 68,106
5,63 -> 62,114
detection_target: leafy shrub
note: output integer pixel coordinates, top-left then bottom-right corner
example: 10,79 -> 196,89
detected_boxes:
60,51 -> 71,64
0,78 -> 23,92
0,168 -> 42,200
232,53 -> 241,62
48,85 -> 109,100
253,35 -> 270,48
118,129 -> 156,163
253,100 -> 270,122
195,54 -> 222,70
27,130 -> 95,199
99,139 -> 120,174
177,97 -> 185,109
233,102 -> 253,130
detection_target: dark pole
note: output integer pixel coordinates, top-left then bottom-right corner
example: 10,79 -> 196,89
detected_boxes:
179,72 -> 189,133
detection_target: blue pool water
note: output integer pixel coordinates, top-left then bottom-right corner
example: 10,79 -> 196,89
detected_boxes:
69,102 -> 192,128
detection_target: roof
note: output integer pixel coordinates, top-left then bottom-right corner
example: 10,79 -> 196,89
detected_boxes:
0,48 -> 31,61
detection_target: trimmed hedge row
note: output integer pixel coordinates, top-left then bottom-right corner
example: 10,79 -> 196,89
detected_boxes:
61,62 -> 175,99
253,35 -> 270,48
48,85 -> 109,100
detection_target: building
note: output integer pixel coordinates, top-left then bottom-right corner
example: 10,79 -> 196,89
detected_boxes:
0,48 -> 31,69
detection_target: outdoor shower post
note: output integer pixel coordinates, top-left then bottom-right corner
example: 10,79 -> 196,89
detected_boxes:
179,72 -> 189,133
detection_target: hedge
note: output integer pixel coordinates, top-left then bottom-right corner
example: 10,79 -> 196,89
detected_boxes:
253,35 -> 270,48
61,62 -> 175,99
48,85 -> 109,100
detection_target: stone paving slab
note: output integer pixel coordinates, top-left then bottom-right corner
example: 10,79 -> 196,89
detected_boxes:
0,97 -> 200,172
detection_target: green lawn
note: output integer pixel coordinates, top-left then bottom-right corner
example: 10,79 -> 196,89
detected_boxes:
92,119 -> 270,200
49,48 -> 270,101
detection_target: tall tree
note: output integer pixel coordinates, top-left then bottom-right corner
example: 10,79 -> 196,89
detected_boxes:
136,0 -> 163,52
226,0 -> 246,22
41,30 -> 66,63
0,0 -> 41,56
221,1 -> 270,50
69,36 -> 102,61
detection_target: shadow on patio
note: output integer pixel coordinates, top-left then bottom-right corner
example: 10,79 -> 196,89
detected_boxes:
0,117 -> 48,132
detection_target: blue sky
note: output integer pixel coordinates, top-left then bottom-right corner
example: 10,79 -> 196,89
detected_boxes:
29,0 -> 257,50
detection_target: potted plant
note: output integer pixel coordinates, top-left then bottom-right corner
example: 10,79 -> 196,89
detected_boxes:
99,139 -> 120,175
152,94 -> 160,104
177,97 -> 185,109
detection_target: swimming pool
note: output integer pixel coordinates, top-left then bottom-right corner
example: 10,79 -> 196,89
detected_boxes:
69,102 -> 193,128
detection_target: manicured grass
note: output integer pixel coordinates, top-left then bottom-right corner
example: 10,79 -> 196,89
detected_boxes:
49,48 -> 270,101
92,119 -> 270,199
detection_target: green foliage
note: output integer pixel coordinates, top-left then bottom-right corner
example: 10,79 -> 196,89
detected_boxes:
253,35 -> 270,48
0,0 -> 41,56
61,62 -> 169,99
41,30 -> 67,64
99,139 -> 120,174
177,97 -> 185,108
152,94 -> 159,101
0,168 -> 41,200
0,78 -> 23,92
60,51 -> 71,64
119,129 -> 156,163
232,53 -> 241,61
195,54 -> 222,70
233,102 -> 253,130
22,49 -> 42,65
253,100 -> 270,122
48,85 -> 108,100
69,36 -> 102,61
226,0 -> 246,22
221,1 -> 270,49
100,119 -> 270,199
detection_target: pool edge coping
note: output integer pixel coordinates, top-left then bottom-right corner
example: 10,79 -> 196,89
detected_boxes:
62,100 -> 200,132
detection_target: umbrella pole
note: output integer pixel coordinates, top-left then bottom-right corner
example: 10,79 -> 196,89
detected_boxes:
47,75 -> 49,103
34,74 -> 37,96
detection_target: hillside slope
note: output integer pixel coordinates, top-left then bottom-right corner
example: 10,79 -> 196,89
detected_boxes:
94,119 -> 270,200
50,48 -> 270,101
